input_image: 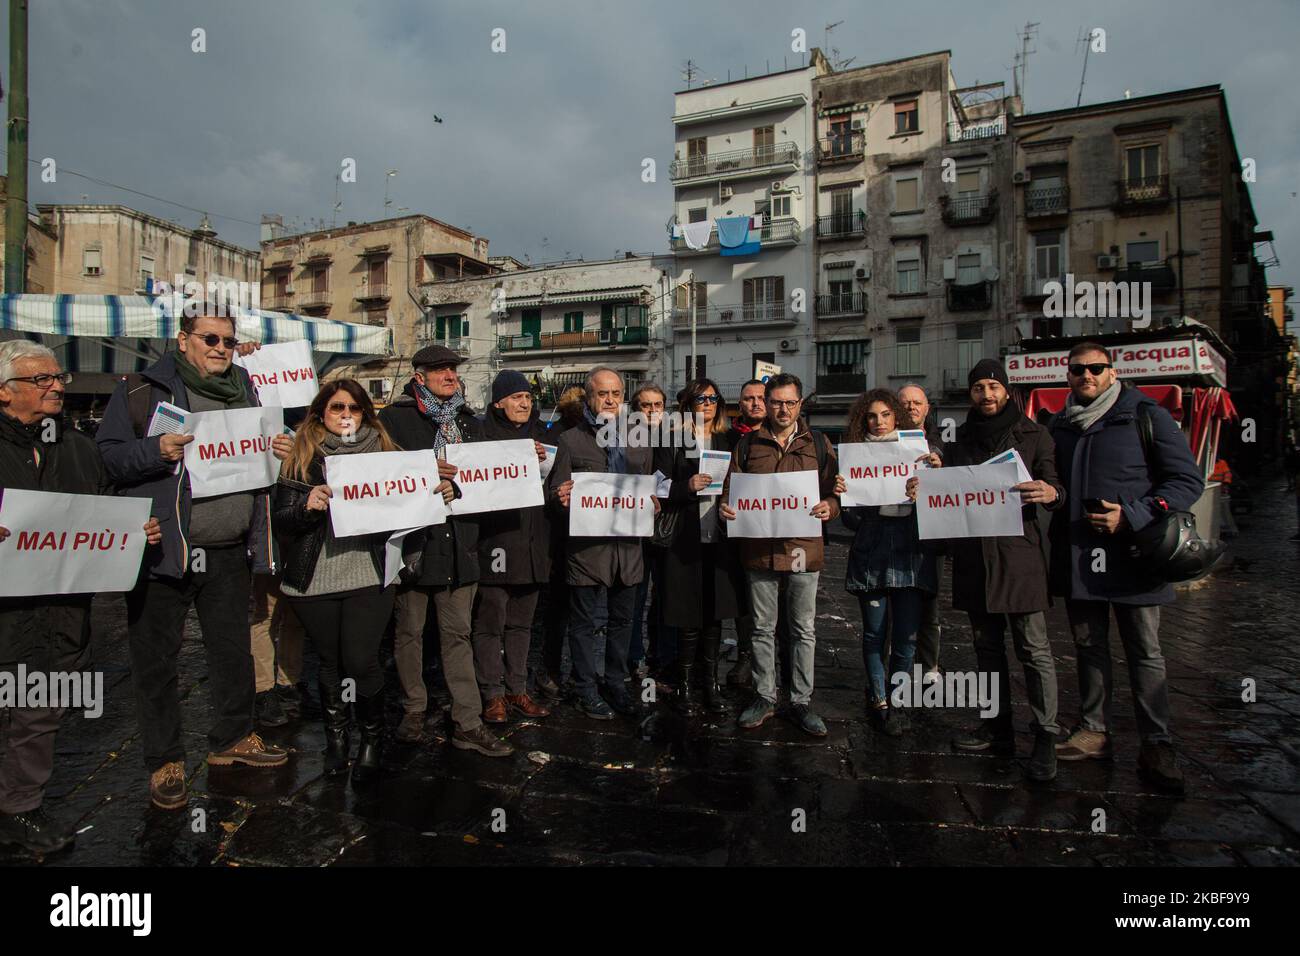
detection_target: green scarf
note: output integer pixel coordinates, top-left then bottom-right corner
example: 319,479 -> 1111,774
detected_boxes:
175,352 -> 248,408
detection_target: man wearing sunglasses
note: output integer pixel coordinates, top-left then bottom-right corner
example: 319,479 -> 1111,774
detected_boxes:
97,303 -> 292,811
1046,341 -> 1203,795
0,342 -> 162,855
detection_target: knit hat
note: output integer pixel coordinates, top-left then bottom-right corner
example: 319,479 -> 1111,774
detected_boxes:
967,358 -> 1009,389
491,369 -> 532,404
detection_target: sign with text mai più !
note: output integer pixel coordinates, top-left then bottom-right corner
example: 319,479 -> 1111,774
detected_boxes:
568,473 -> 656,538
837,433 -> 931,507
0,489 -> 151,596
444,439 -> 544,515
916,461 -> 1023,540
233,339 -> 318,407
726,470 -> 822,539
324,449 -> 448,538
183,405 -> 284,498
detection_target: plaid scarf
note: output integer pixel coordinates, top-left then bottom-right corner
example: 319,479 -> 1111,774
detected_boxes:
413,382 -> 465,457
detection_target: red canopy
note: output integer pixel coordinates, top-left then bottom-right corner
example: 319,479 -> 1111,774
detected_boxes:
1025,385 -> 1184,421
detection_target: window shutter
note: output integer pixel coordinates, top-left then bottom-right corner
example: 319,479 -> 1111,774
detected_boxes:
601,303 -> 613,330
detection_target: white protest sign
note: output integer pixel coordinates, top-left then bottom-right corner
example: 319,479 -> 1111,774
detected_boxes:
982,448 -> 1033,485
0,490 -> 151,596
233,340 -> 318,407
444,439 -> 544,515
539,443 -> 558,479
324,449 -> 448,538
568,473 -> 656,538
916,461 -> 1023,540
698,449 -> 731,496
383,528 -> 421,587
726,471 -> 822,539
184,405 -> 284,498
838,434 -> 931,507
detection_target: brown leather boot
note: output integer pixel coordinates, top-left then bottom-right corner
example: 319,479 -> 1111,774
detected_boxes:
206,733 -> 289,768
482,696 -> 510,724
505,693 -> 551,718
149,761 -> 188,810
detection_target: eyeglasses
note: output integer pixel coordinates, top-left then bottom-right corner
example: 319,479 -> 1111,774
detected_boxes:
4,372 -> 73,389
1068,363 -> 1112,377
186,332 -> 239,350
693,394 -> 720,405
326,402 -> 363,415
768,399 -> 801,410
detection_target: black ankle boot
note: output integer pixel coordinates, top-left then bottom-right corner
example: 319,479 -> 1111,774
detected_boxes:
701,630 -> 726,714
1026,731 -> 1058,782
351,691 -> 385,787
728,622 -> 754,688
674,630 -> 699,716
318,681 -> 351,777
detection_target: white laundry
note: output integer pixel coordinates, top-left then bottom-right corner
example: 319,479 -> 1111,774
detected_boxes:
681,219 -> 714,250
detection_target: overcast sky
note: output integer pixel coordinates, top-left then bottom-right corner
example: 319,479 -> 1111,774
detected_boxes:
6,0 -> 1297,294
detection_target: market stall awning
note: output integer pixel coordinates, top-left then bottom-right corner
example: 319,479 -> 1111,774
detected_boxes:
0,294 -> 393,373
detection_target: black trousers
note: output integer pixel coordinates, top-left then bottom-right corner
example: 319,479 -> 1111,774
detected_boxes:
289,586 -> 396,699
473,584 -> 540,698
125,545 -> 254,774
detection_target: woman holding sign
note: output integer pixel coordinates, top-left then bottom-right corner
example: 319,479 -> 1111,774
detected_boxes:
657,378 -> 747,716
838,389 -> 939,737
272,380 -> 407,786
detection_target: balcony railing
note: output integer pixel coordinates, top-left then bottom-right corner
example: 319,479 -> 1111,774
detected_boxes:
669,142 -> 800,181
940,191 -> 997,226
1025,185 -> 1069,217
946,280 -> 993,312
671,303 -> 794,327
497,326 -> 649,351
815,212 -> 866,239
355,283 -> 390,302
816,130 -> 864,164
298,289 -> 331,309
947,118 -> 1006,142
1117,263 -> 1177,292
1116,174 -> 1170,208
671,217 -> 801,254
815,372 -> 867,395
264,293 -> 293,312
815,292 -> 867,317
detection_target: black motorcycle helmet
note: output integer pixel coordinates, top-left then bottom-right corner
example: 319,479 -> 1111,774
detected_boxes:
1127,511 -> 1217,582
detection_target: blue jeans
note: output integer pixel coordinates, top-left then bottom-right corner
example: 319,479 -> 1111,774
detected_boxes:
857,588 -> 924,706
568,583 -> 635,699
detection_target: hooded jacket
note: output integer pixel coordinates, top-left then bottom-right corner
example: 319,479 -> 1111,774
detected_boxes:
95,352 -> 274,580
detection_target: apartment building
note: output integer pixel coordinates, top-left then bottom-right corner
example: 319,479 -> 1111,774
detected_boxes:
420,254 -> 673,410
259,214 -> 494,401
0,176 -> 57,293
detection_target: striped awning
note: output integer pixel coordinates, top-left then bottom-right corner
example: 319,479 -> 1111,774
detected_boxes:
506,288 -> 643,309
0,294 -> 393,373
822,102 -> 866,117
817,340 -> 868,365
822,260 -> 856,270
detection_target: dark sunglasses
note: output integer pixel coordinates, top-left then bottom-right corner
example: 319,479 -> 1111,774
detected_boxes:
1068,363 -> 1112,377
327,402 -> 363,415
693,394 -> 720,405
187,332 -> 239,350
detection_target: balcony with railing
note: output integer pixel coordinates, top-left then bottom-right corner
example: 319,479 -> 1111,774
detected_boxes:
815,372 -> 866,396
815,292 -> 867,318
264,293 -> 293,312
1115,174 -> 1171,211
815,212 -> 866,240
1025,184 -> 1069,217
671,302 -> 795,328
298,288 -> 331,310
416,337 -> 471,357
671,217 -> 801,255
946,118 -> 1006,143
940,191 -> 998,226
669,142 -> 800,183
354,283 -> 390,303
816,130 -> 865,164
497,326 -> 649,352
946,280 -> 994,312
1117,262 -> 1177,293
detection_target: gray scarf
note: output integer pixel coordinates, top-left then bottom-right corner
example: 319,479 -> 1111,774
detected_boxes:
1061,380 -> 1121,433
320,423 -> 384,456
864,430 -> 912,517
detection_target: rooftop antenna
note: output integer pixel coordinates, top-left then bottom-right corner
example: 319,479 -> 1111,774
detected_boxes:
1074,27 -> 1096,107
1017,22 -> 1039,110
823,20 -> 856,71
681,59 -> 699,88
331,173 -> 342,228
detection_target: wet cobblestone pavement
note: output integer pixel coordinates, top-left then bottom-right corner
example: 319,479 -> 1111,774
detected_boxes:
6,479 -> 1299,867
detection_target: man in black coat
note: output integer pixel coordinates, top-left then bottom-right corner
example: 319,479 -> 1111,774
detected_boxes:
1046,342 -> 1203,795
378,346 -> 511,757
934,360 -> 1066,781
0,342 -> 160,854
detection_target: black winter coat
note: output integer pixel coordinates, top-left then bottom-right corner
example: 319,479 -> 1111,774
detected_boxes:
0,412 -> 105,671
476,405 -> 551,585
377,382 -> 481,588
942,412 -> 1064,614
271,455 -> 385,594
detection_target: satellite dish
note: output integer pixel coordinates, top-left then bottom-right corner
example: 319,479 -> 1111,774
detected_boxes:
982,266 -> 1001,282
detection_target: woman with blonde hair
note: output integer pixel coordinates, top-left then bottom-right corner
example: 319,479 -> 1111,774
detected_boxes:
274,379 -> 446,785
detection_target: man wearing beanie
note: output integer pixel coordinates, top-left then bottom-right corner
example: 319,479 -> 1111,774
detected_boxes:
912,357 -> 1066,782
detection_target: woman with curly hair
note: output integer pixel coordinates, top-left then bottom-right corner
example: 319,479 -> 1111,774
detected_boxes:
837,388 -> 939,737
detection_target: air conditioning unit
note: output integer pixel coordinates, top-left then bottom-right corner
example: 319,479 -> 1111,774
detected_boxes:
855,266 -> 870,280
851,119 -> 864,130
719,185 -> 734,201
779,338 -> 800,352
598,330 -> 615,344
1012,170 -> 1031,184
942,257 -> 956,281
771,181 -> 785,193
283,285 -> 294,294
1096,254 -> 1119,270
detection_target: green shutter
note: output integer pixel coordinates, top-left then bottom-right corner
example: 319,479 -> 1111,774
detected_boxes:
435,315 -> 446,339
600,303 -> 613,331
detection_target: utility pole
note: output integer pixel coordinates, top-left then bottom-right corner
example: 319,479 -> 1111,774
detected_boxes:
5,0 -> 29,294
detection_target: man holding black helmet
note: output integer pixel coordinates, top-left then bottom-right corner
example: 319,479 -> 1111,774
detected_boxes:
1046,342 -> 1203,795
